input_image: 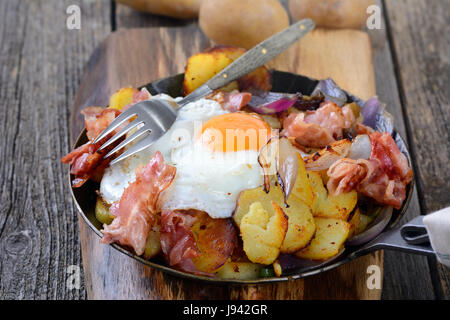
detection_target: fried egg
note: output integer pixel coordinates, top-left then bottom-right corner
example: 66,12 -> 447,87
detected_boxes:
100,95 -> 271,219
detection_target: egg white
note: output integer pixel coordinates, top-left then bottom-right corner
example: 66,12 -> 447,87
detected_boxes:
100,96 -> 264,219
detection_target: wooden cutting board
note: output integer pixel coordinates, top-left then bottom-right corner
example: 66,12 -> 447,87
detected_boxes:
70,26 -> 382,300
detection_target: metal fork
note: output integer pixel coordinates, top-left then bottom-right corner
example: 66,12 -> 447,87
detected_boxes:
94,19 -> 315,165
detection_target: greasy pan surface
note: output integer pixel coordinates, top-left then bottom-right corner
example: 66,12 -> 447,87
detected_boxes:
70,71 -> 413,284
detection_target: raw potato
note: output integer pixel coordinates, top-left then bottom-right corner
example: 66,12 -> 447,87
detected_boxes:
308,171 -> 357,220
183,46 -> 271,95
109,87 -> 136,110
216,262 -> 262,280
199,0 -> 290,50
240,201 -> 288,265
291,153 -> 315,208
289,0 -> 375,29
115,0 -> 203,19
95,196 -> 114,225
143,216 -> 161,259
234,186 -> 315,253
296,217 -> 350,260
191,212 -> 236,273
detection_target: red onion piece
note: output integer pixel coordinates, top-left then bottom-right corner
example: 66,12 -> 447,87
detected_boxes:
312,78 -> 347,107
347,206 -> 393,246
277,137 -> 299,204
258,136 -> 299,205
248,90 -> 299,115
362,97 -> 382,129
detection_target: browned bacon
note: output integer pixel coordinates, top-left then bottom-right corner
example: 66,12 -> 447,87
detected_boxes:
62,89 -> 152,188
326,158 -> 370,195
356,123 -> 375,135
160,211 -> 199,267
282,112 -> 335,148
207,90 -> 252,112
62,107 -> 121,187
160,210 -> 214,276
82,107 -> 121,141
326,132 -> 412,209
282,101 -> 355,148
101,152 -> 176,256
370,132 -> 412,184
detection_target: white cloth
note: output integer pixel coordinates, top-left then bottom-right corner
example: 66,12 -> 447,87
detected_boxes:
423,206 -> 450,267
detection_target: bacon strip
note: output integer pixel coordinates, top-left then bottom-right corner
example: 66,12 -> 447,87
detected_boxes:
326,158 -> 370,195
82,107 -> 120,141
282,112 -> 335,148
207,90 -> 252,112
326,133 -> 412,209
62,107 -> 122,187
159,210 -> 211,276
282,101 -> 355,148
101,152 -> 176,256
370,131 -> 412,183
62,88 -> 152,187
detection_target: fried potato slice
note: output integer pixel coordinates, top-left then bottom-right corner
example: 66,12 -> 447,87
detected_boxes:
183,45 -> 272,95
240,201 -> 288,265
95,196 -> 114,225
109,87 -> 136,110
235,186 -> 316,254
296,217 -> 350,260
273,260 -> 282,277
191,212 -> 236,273
205,46 -> 272,91
216,262 -> 262,280
183,52 -> 234,95
359,213 -> 374,234
143,216 -> 162,260
347,207 -> 361,239
291,153 -> 315,208
308,171 -> 357,220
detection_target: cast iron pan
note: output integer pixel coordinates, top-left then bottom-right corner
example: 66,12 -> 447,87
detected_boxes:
70,71 -> 435,284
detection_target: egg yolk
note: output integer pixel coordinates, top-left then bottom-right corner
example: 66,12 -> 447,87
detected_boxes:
201,113 -> 271,152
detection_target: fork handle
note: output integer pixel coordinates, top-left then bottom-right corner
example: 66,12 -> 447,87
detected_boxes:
179,19 -> 315,106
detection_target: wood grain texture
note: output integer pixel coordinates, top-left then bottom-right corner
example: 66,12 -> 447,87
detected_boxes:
366,0 -> 435,300
384,0 -> 450,299
71,27 -> 382,300
0,0 -> 111,299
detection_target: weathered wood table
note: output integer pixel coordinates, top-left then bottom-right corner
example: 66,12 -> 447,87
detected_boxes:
0,0 -> 448,299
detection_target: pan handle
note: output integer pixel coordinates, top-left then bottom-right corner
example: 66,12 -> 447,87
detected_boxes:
352,216 -> 435,257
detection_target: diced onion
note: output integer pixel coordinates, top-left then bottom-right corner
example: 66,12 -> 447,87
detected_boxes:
349,134 -> 372,160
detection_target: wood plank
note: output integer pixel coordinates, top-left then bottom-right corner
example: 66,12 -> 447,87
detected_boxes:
0,0 -> 111,300
366,0 -> 435,299
384,0 -> 450,299
72,27 -> 383,300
